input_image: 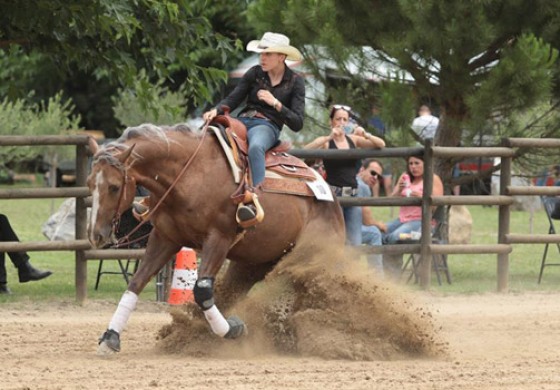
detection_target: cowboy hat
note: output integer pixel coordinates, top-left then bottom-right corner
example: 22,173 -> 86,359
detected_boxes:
246,32 -> 303,61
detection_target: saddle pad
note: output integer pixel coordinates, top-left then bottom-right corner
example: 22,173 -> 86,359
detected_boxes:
262,177 -> 315,197
209,126 -> 242,183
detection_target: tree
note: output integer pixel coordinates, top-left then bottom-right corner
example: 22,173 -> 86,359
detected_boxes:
0,0 -> 249,135
249,0 -> 560,192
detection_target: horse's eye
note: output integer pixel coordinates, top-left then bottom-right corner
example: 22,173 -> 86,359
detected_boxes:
109,184 -> 120,194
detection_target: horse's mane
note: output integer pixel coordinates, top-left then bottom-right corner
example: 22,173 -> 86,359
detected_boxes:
94,123 -> 197,165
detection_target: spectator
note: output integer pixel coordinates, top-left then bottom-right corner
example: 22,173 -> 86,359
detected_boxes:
357,159 -> 387,275
411,104 -> 439,140
1,214 -> 52,294
366,104 -> 393,197
367,103 -> 387,137
382,154 -> 444,277
202,32 -> 305,227
305,104 -> 385,245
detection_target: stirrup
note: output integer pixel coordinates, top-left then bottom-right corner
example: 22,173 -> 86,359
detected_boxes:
235,194 -> 264,228
132,197 -> 150,221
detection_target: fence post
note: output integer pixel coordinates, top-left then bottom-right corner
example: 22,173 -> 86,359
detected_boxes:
75,143 -> 89,304
419,139 -> 433,288
497,140 -> 511,292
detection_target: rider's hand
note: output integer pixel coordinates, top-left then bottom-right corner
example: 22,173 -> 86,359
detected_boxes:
203,108 -> 218,123
257,89 -> 275,106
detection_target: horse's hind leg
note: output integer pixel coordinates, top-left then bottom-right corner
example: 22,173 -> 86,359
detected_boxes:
97,232 -> 180,355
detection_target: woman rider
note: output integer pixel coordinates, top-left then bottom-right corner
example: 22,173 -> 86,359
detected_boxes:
203,32 -> 305,227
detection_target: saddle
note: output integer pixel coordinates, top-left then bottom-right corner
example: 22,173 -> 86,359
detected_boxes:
211,114 -> 316,181
210,113 -> 317,205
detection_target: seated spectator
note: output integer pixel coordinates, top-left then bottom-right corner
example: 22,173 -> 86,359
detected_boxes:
1,214 -> 52,294
382,154 -> 444,277
357,159 -> 387,275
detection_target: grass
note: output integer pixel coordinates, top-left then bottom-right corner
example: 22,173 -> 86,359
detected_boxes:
1,183 -> 560,304
372,204 -> 560,294
0,186 -> 156,304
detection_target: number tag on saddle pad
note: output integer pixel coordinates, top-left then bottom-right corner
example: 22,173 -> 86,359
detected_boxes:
306,170 -> 334,201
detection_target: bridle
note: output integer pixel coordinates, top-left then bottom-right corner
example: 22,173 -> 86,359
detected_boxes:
112,122 -> 211,247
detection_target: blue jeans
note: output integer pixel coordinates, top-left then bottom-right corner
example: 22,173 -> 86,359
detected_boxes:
343,205 -> 362,246
238,117 -> 280,186
362,225 -> 384,275
383,218 -> 422,244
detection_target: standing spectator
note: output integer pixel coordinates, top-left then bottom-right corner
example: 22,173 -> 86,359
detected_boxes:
305,104 -> 385,245
368,103 -> 387,137
411,104 -> 439,140
202,32 -> 305,227
366,103 -> 393,197
1,214 -> 52,294
357,159 -> 387,275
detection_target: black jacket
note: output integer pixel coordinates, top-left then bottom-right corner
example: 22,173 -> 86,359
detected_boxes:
217,65 -> 305,132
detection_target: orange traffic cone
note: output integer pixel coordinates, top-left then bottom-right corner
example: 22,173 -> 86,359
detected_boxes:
167,247 -> 198,305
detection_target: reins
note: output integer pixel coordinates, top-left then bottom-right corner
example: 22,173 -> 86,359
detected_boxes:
113,121 -> 211,248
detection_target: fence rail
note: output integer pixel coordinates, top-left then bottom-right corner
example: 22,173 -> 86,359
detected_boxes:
2,135 -> 560,301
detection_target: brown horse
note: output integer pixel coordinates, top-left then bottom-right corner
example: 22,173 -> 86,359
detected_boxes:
87,123 -> 345,354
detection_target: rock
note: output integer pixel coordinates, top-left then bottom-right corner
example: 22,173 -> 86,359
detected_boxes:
449,205 -> 472,245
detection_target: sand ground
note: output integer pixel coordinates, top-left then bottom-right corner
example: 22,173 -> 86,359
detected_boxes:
1,291 -> 559,390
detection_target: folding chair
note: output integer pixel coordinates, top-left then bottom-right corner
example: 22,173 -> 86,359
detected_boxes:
401,206 -> 452,285
538,196 -> 560,283
95,258 -> 140,290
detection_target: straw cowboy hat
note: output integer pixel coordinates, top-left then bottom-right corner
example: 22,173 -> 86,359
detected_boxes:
246,32 -> 303,61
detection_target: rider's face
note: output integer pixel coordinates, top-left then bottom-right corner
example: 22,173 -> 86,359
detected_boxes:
260,52 -> 286,72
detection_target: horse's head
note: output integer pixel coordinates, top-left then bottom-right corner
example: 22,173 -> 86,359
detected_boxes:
87,137 -> 138,248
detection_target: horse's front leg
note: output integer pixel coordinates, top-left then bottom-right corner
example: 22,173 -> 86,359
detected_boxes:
194,231 -> 246,339
97,231 -> 180,355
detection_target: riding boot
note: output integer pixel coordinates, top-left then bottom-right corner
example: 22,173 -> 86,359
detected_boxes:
0,283 -> 11,294
17,261 -> 52,283
132,197 -> 150,221
237,204 -> 258,222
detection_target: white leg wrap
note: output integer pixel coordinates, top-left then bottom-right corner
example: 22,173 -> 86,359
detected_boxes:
203,305 -> 230,337
108,291 -> 138,334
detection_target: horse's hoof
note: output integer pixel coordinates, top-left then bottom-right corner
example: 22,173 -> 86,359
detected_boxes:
97,341 -> 117,356
224,316 -> 248,339
97,329 -> 121,354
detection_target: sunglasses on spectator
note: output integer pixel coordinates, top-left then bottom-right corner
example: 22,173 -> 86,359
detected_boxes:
370,171 -> 382,178
332,104 -> 351,112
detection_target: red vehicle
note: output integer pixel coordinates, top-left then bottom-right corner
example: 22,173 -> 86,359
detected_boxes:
456,157 -> 494,195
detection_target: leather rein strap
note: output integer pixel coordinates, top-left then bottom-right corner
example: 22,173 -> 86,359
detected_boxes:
114,122 -> 210,248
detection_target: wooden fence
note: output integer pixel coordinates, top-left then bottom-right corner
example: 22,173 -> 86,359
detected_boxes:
1,135 -> 560,303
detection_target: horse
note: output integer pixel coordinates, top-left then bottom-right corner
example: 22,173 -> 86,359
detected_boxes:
86,123 -> 346,354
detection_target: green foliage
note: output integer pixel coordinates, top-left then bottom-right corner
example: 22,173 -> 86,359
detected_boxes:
0,92 -> 81,166
112,72 -> 187,129
0,0 -> 240,114
466,34 -> 558,134
249,0 -> 560,180
0,47 -> 50,101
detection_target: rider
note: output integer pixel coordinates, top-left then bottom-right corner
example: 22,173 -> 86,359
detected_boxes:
202,32 -> 306,227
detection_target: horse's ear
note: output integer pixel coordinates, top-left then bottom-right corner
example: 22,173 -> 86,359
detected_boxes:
116,144 -> 136,164
88,136 -> 99,155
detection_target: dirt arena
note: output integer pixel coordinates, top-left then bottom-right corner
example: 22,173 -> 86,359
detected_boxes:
2,288 -> 560,389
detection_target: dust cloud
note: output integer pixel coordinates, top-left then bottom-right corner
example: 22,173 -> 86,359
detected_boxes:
157,232 -> 447,360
